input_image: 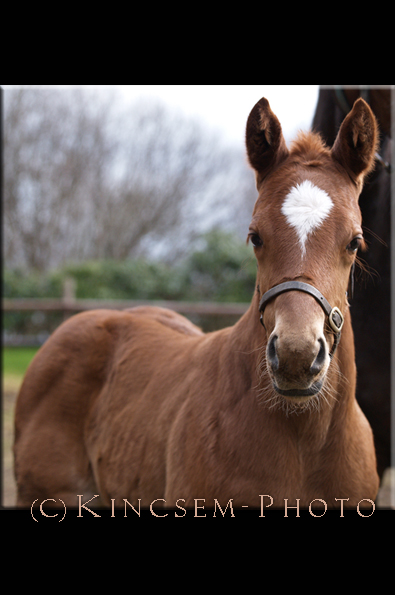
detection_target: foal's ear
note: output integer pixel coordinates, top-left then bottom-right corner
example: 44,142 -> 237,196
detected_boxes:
246,97 -> 289,186
331,98 -> 379,185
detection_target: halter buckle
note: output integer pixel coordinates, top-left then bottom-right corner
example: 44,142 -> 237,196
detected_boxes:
329,307 -> 344,333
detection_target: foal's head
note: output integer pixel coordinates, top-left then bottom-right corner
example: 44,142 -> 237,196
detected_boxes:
246,97 -> 378,411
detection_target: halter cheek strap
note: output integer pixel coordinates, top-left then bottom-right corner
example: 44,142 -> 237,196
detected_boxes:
258,281 -> 344,358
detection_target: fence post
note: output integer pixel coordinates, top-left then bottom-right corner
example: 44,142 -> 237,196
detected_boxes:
62,277 -> 76,321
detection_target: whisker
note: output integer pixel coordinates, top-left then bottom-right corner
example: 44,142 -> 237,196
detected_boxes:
253,342 -> 343,416
363,226 -> 388,247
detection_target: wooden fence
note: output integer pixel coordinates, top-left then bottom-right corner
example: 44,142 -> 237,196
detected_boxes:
3,296 -> 250,346
3,297 -> 250,316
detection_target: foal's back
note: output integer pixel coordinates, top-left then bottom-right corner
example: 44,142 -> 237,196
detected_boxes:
14,307 -> 206,507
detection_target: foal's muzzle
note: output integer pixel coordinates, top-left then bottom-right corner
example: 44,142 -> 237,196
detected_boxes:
259,281 -> 344,358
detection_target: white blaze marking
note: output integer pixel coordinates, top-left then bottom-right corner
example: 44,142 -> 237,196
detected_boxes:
281,180 -> 333,257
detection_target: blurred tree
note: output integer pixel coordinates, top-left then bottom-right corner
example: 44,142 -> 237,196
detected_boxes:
3,230 -> 257,336
4,230 -> 256,302
183,229 -> 256,302
4,87 -> 256,271
4,87 -> 117,269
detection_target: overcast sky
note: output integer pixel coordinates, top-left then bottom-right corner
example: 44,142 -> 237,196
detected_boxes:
117,84 -> 321,146
2,84 -> 321,148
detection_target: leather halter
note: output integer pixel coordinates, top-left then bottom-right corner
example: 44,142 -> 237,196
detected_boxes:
258,281 -> 344,358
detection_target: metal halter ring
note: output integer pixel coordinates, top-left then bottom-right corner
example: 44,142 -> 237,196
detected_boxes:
328,306 -> 344,333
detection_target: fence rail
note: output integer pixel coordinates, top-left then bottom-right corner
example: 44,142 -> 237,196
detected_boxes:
3,297 -> 251,347
2,297 -> 250,316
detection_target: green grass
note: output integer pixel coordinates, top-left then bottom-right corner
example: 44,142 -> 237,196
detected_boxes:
3,347 -> 39,385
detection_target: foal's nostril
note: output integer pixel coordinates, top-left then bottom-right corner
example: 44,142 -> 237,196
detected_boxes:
310,338 -> 326,376
267,335 -> 279,372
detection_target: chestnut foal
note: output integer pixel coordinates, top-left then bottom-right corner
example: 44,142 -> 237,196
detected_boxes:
14,97 -> 379,511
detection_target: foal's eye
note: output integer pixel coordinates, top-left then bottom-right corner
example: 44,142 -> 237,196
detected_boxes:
249,233 -> 263,248
346,237 -> 362,254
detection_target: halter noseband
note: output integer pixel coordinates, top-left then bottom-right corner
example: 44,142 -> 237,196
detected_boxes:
258,281 -> 344,358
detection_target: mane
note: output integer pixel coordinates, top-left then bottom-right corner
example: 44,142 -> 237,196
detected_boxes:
288,130 -> 331,167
